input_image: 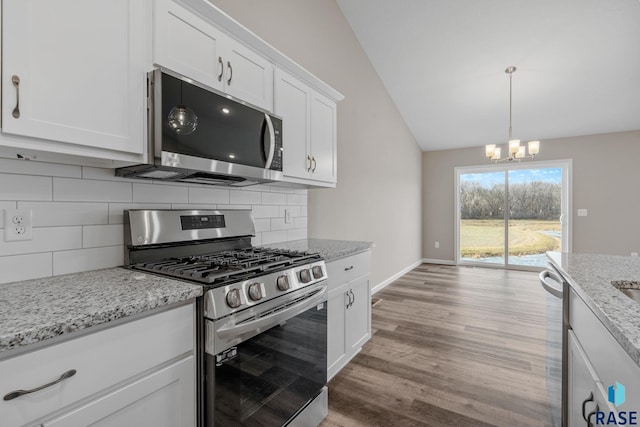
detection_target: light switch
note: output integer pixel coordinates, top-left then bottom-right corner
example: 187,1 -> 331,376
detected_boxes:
577,209 -> 588,217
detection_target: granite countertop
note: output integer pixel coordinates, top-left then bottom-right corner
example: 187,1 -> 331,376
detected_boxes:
262,238 -> 374,262
547,252 -> 640,367
0,268 -> 202,356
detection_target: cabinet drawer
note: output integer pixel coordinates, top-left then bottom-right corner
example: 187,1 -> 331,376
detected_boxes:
569,289 -> 640,402
0,303 -> 194,427
327,250 -> 371,290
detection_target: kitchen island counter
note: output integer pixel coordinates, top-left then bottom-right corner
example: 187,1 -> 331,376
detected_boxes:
547,251 -> 640,367
0,268 -> 202,357
262,238 -> 373,262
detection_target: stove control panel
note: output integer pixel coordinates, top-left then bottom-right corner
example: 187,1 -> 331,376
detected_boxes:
205,260 -> 327,320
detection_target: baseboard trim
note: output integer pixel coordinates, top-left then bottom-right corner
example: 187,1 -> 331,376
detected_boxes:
371,259 -> 423,294
421,258 -> 456,265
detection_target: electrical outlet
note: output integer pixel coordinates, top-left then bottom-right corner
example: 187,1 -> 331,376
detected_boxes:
284,209 -> 292,224
577,209 -> 588,217
435,241 -> 440,249
4,209 -> 33,241
632,252 -> 638,257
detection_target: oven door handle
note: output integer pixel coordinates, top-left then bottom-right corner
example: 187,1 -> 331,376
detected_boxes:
216,286 -> 327,339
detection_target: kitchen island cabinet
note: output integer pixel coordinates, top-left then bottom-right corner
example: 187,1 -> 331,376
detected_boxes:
547,252 -> 640,426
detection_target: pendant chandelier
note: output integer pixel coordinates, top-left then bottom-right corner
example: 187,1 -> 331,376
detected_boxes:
485,66 -> 540,163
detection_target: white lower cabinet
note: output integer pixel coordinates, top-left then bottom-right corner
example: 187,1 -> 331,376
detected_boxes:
327,251 -> 372,380
567,288 -> 639,426
42,356 -> 194,427
0,303 -> 196,427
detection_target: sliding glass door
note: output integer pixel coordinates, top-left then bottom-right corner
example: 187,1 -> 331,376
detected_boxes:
456,161 -> 570,270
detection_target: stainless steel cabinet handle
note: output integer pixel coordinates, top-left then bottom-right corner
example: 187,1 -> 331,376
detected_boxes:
581,391 -> 594,422
307,155 -> 312,172
3,369 -> 77,401
350,290 -> 355,306
344,266 -> 354,271
227,61 -> 233,85
311,156 -> 317,172
218,57 -> 224,82
345,291 -> 350,309
11,75 -> 21,118
539,270 -> 563,299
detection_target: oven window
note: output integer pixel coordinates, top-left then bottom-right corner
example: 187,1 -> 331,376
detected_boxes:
207,303 -> 327,426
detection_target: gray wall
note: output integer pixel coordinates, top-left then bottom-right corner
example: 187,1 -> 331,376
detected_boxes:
422,130 -> 640,261
210,0 -> 424,286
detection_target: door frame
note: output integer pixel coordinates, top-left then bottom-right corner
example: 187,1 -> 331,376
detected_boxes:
454,159 -> 572,270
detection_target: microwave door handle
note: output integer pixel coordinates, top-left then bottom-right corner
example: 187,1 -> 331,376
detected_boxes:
264,114 -> 276,169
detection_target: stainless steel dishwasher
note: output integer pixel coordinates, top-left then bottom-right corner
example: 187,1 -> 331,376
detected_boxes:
539,269 -> 565,427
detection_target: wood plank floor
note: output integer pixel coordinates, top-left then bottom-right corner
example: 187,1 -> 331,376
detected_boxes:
321,264 -> 555,427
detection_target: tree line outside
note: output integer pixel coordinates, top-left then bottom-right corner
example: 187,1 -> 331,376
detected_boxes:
460,181 -> 561,220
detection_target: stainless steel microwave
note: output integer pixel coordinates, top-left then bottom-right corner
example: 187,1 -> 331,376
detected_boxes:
116,69 -> 283,186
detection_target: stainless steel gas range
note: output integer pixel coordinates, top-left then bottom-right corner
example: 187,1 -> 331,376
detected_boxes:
124,209 -> 328,427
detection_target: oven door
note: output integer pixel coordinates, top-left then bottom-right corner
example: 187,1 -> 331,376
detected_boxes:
205,283 -> 328,427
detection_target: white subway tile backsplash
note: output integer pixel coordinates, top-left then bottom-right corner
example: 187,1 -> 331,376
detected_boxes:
271,218 -> 294,231
294,217 -> 308,229
287,228 -> 307,241
230,190 -> 262,205
133,183 -> 188,204
171,204 -> 217,210
252,205 -> 280,219
0,158 -> 81,178
261,192 -> 287,205
18,202 -> 109,226
0,226 -> 82,256
108,203 -> 172,224
0,253 -> 53,284
83,224 -> 124,248
0,162 -> 308,283
189,187 -> 230,204
261,230 -> 288,245
0,201 -> 18,229
254,218 -> 271,233
0,173 -> 52,201
54,178 -> 132,202
53,245 -> 123,275
286,194 -> 306,206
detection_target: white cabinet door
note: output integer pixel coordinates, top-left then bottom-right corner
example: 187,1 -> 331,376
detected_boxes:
2,0 -> 146,156
327,287 -> 348,381
222,38 -> 274,111
309,92 -> 337,184
347,276 -> 371,353
568,331 -> 598,427
154,0 -> 273,111
43,356 -> 195,427
153,0 -> 225,92
275,68 -> 311,180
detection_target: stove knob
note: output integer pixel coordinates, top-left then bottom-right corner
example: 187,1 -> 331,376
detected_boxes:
226,289 -> 242,308
299,269 -> 312,284
276,275 -> 290,291
312,265 -> 324,279
248,283 -> 262,301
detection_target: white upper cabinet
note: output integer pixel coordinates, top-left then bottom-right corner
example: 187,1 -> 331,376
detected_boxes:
275,67 -> 337,187
153,0 -> 274,111
1,0 -> 147,161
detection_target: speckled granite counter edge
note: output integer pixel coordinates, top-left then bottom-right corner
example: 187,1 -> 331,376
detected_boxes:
261,238 -> 374,263
547,253 -> 640,367
0,268 -> 203,355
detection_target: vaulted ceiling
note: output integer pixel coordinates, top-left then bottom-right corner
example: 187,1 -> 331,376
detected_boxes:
336,0 -> 640,151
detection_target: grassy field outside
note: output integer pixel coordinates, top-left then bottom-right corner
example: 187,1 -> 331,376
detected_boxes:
460,219 -> 561,258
